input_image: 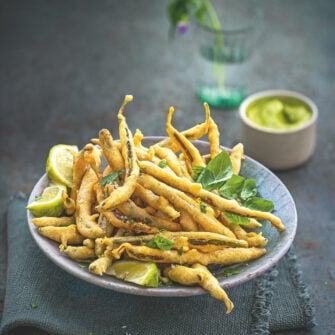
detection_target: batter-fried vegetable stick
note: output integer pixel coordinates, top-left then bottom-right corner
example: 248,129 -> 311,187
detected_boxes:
110,243 -> 266,266
133,137 -> 162,165
98,128 -> 125,172
138,174 -> 235,237
133,128 -> 150,160
94,183 -> 105,203
157,103 -> 210,151
199,190 -> 285,231
208,115 -> 221,159
76,168 -> 105,238
138,160 -> 285,231
220,213 -> 268,247
97,212 -> 114,237
181,192 -> 217,218
62,190 -> 76,216
179,211 -> 199,231
83,143 -> 102,179
139,160 -> 222,218
133,128 -> 155,160
89,256 -> 112,276
239,218 -> 263,229
96,95 -> 139,211
134,184 -> 180,220
101,231 -> 247,251
230,143 -> 245,175
133,128 -> 144,148
70,143 -> 101,200
138,160 -> 202,194
38,224 -> 84,247
83,238 -> 95,249
101,235 -> 154,247
70,147 -> 87,201
117,199 -> 181,232
178,153 -> 194,181
102,165 -> 113,177
164,264 -> 234,313
32,216 -> 74,227
166,106 -> 206,168
63,245 -> 96,261
164,231 -> 248,250
150,145 -> 184,177
94,238 -> 107,257
102,211 -> 158,234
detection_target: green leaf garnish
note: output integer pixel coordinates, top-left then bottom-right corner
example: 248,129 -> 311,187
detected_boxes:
240,178 -> 257,200
193,151 -> 275,216
219,174 -> 245,199
146,235 -> 175,251
99,170 -> 125,186
158,160 -> 169,168
243,196 -> 274,212
196,151 -> 233,191
224,212 -> 250,225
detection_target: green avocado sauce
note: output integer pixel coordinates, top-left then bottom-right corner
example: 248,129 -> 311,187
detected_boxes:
246,96 -> 312,130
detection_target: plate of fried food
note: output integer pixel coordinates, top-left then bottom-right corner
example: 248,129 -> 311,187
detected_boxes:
27,95 -> 297,314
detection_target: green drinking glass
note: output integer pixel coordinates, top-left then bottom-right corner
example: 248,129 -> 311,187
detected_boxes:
195,4 -> 262,110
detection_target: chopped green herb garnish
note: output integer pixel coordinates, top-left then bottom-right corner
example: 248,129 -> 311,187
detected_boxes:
30,302 -> 38,309
200,203 -> 207,213
195,197 -> 207,213
158,160 -> 169,168
223,268 -> 241,277
177,247 -> 183,255
34,195 -> 42,201
146,235 -> 175,250
99,170 -> 125,186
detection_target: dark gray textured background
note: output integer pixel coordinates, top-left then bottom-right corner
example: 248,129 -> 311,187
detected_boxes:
1,1 -> 334,334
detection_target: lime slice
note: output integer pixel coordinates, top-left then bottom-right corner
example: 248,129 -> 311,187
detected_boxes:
27,184 -> 66,217
46,144 -> 78,188
105,260 -> 159,287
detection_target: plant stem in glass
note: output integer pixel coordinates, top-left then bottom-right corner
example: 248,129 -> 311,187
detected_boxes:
204,0 -> 225,93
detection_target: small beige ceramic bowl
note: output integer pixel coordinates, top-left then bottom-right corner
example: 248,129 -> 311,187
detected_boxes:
239,90 -> 318,170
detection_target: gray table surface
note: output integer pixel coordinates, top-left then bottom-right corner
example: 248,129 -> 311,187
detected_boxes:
1,1 -> 334,334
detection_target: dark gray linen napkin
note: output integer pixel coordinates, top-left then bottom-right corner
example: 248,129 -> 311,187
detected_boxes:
0,194 -> 316,335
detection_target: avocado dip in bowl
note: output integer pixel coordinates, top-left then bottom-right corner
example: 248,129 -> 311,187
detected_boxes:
239,90 -> 318,170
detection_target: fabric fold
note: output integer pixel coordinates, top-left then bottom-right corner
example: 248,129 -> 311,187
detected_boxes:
0,194 -> 315,335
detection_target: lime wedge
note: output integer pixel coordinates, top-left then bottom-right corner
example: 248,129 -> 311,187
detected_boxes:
105,260 -> 159,287
46,144 -> 78,188
27,184 -> 66,217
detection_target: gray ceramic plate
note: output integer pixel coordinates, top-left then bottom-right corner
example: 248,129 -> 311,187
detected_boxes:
27,137 -> 297,297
